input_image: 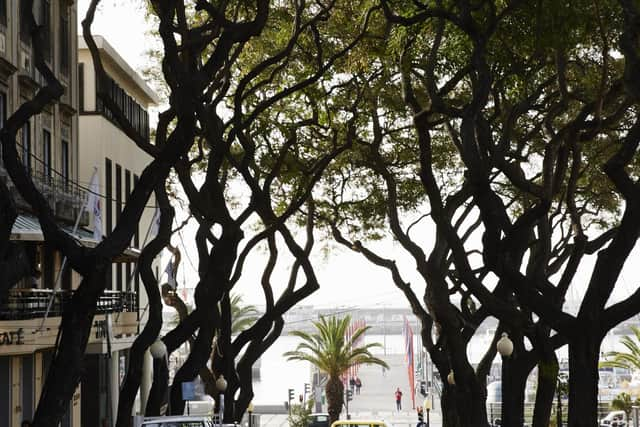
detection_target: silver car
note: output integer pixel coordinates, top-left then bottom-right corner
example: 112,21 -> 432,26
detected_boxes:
135,416 -> 221,427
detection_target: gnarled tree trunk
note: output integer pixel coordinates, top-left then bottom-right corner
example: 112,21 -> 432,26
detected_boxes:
567,331 -> 601,427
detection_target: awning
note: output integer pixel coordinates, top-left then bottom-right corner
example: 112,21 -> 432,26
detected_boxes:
11,214 -> 140,261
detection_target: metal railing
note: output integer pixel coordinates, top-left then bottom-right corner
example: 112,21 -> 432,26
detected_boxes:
0,159 -> 85,224
0,288 -> 138,320
486,401 -> 614,427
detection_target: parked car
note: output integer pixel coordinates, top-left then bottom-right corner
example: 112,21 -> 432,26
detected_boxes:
309,413 -> 330,427
330,420 -> 388,427
600,410 -> 627,427
133,415 -> 234,427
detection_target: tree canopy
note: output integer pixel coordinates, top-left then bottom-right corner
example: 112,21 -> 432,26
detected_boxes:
2,1 -> 640,427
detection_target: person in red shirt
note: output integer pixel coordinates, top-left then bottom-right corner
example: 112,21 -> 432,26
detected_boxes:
395,387 -> 403,411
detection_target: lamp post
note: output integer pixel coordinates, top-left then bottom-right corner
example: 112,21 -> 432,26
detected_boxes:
424,397 -> 432,427
496,332 -> 514,427
446,370 -> 455,386
247,402 -> 254,427
216,375 -> 227,427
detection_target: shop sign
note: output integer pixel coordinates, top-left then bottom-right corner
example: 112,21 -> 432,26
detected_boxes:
0,328 -> 25,345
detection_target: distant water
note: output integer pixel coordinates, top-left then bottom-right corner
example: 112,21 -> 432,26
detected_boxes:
251,332 -> 630,405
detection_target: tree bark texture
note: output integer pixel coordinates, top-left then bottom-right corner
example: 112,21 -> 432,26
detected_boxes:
145,357 -> 169,416
115,186 -> 173,427
567,333 -> 601,427
532,354 -> 558,427
32,269 -> 107,427
326,376 -> 344,425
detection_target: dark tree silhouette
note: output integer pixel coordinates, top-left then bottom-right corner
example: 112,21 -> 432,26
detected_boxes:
315,1 -> 640,427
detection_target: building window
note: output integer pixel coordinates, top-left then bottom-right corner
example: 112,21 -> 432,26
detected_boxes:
0,91 -> 5,161
0,0 -> 6,27
125,262 -> 131,292
62,264 -> 71,291
105,158 -> 113,290
133,174 -> 139,247
125,169 -> 131,205
0,91 -> 5,126
43,245 -> 54,289
22,122 -> 31,174
20,2 -> 31,44
59,5 -> 69,76
105,158 -> 112,234
42,129 -> 51,183
116,163 -> 122,291
116,164 -> 122,220
96,74 -> 150,141
78,63 -> 84,112
61,139 -> 69,187
41,0 -> 51,61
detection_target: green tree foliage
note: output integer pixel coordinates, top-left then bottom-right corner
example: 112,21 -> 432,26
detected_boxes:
284,315 -> 388,424
601,326 -> 640,372
288,399 -> 315,427
311,1 -> 640,426
611,392 -> 639,422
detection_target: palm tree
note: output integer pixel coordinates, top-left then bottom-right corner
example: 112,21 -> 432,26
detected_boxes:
284,315 -> 389,424
600,326 -> 640,371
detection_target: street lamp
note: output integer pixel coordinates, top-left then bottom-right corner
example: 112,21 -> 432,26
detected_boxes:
446,370 -> 455,386
216,375 -> 227,427
149,340 -> 167,359
247,402 -> 254,427
497,333 -> 514,427
424,397 -> 432,427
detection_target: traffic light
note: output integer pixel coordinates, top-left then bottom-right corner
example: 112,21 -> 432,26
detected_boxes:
288,388 -> 294,402
346,389 -> 353,401
304,383 -> 311,395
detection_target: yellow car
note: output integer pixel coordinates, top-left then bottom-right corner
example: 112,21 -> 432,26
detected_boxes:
330,420 -> 388,427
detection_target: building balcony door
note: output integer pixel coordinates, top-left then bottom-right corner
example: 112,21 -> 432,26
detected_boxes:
0,356 -> 10,427
21,355 -> 33,423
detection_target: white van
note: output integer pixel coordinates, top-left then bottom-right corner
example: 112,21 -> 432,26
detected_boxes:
600,411 -> 627,427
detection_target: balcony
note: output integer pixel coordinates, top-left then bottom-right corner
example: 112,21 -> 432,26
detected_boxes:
0,160 -> 86,225
0,288 -> 138,320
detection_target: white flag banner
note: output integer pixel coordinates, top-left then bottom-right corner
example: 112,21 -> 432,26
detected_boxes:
87,171 -> 103,241
149,207 -> 161,236
164,258 -> 176,288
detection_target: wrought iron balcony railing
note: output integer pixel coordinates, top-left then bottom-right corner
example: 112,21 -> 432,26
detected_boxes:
0,288 -> 138,320
0,158 -> 86,224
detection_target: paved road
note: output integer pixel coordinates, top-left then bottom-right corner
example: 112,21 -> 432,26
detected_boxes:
257,354 -> 442,427
346,354 -> 441,427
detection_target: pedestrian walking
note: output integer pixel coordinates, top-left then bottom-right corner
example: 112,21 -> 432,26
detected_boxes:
395,387 -> 403,411
416,406 -> 425,427
355,377 -> 362,395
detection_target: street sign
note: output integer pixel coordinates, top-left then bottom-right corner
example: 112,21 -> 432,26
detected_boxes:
182,381 -> 197,400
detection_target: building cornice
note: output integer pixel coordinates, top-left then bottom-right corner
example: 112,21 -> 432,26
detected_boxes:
78,35 -> 160,105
